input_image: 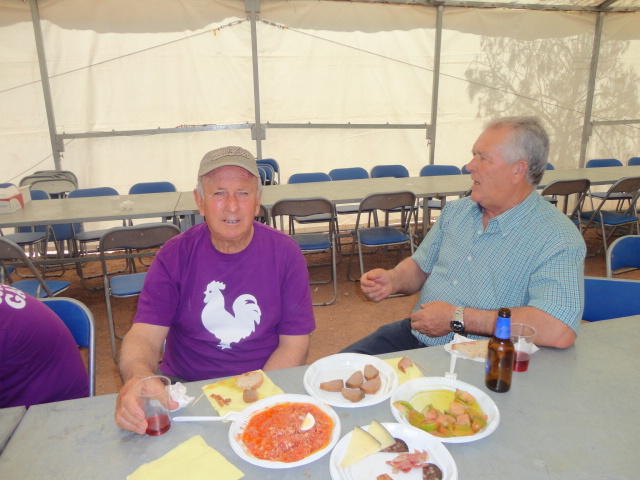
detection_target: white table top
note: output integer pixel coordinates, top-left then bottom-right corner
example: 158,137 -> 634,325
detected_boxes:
0,192 -> 182,229
0,318 -> 635,479
174,165 -> 640,214
3,166 -> 640,230
0,406 -> 25,455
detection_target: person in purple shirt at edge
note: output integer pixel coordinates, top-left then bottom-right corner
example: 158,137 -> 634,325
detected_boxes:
0,285 -> 89,408
115,146 -> 315,435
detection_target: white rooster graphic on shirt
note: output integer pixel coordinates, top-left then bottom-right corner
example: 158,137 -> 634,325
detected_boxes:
201,280 -> 262,349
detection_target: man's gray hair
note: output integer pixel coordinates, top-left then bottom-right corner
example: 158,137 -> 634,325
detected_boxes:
485,116 -> 549,186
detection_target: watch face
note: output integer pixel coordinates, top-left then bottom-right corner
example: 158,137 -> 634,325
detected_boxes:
451,320 -> 464,333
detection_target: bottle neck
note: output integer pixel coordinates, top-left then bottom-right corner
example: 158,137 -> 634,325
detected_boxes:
494,316 -> 511,339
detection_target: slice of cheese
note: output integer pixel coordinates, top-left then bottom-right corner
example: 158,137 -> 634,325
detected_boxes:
367,420 -> 396,450
340,426 -> 381,468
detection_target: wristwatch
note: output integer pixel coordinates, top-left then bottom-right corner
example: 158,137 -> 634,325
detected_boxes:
450,306 -> 465,334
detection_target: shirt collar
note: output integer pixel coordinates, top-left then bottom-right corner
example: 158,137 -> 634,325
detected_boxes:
476,190 -> 540,234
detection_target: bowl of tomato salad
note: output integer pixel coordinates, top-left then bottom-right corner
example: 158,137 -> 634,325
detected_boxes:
229,394 -> 341,468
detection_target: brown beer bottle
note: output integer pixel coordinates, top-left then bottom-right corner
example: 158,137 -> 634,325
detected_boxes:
485,308 -> 515,393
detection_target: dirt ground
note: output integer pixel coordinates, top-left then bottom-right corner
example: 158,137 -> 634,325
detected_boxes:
41,229 -> 629,397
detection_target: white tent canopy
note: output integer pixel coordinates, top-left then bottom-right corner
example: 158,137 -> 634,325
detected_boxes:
1,0 -> 639,194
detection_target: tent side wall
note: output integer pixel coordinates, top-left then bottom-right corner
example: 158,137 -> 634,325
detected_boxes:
0,0 -> 638,193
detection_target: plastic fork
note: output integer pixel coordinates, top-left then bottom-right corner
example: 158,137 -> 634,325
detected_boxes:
444,353 -> 458,388
172,411 -> 250,425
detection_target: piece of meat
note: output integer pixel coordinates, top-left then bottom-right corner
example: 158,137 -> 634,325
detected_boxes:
360,375 -> 382,395
364,364 -> 380,380
398,356 -> 413,373
345,370 -> 364,389
242,389 -> 259,403
422,463 -> 443,480
341,387 -> 365,403
380,438 -> 409,453
319,379 -> 344,392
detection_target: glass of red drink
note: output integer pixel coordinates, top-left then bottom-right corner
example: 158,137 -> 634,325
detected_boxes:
133,375 -> 172,436
510,323 -> 537,373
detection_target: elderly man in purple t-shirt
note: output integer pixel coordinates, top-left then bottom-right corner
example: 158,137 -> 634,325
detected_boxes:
115,146 -> 315,435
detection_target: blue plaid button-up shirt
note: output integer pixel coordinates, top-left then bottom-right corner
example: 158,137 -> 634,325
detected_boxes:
411,190 -> 586,347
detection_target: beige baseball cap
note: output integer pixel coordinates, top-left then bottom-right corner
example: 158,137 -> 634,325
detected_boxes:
198,146 -> 259,178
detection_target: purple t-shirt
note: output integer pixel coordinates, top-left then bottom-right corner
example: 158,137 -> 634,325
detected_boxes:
134,221 -> 315,381
0,286 -> 89,408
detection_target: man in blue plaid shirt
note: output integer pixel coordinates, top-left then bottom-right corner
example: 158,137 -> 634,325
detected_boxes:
343,116 -> 586,355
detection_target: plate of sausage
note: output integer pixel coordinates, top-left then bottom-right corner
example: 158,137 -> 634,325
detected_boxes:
303,353 -> 399,408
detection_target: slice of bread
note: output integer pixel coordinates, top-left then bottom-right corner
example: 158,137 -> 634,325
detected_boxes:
451,339 -> 489,359
236,371 -> 264,390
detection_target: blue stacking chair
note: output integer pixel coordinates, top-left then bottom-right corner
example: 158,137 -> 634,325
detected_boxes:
370,164 -> 409,179
580,176 -> 640,254
67,187 -> 123,288
586,158 -> 631,211
540,179 -> 590,231
606,235 -> 640,277
129,182 -> 176,195
627,157 -> 640,166
583,276 -> 640,321
271,198 -> 337,306
418,165 -> 462,238
347,191 -> 416,281
287,173 -> 335,233
461,165 -> 471,174
41,297 -> 96,396
2,190 -> 52,276
0,236 -> 69,298
328,168 -> 371,239
99,223 -> 181,362
546,163 -> 555,170
257,159 -> 280,185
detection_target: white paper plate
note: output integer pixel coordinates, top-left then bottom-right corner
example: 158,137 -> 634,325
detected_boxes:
390,377 -> 500,444
228,394 -> 341,469
329,422 -> 457,480
303,353 -> 398,408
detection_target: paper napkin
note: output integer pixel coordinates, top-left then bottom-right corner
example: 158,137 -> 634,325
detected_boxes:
201,369 -> 283,415
127,435 -> 243,480
384,357 -> 424,385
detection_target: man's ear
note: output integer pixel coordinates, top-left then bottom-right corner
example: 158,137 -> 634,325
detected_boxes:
513,160 -> 528,179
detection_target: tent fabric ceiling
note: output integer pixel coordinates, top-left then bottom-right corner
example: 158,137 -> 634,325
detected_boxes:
0,0 -> 638,199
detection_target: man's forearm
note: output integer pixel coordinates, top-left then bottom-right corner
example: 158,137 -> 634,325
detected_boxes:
118,327 -> 165,383
390,258 -> 429,296
463,306 -> 576,348
262,335 -> 310,371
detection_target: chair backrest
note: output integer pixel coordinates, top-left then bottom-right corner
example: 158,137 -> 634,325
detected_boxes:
0,236 -> 54,297
358,191 -> 416,223
99,223 -> 181,254
370,164 -> 410,178
419,165 -> 461,177
585,158 -> 623,168
607,176 -> 640,196
29,189 -> 50,200
461,165 -> 471,174
22,178 -> 77,197
328,167 -> 369,181
40,297 -> 96,396
540,178 -> 590,216
288,172 -> 332,184
546,163 -> 555,170
257,165 -> 274,185
271,197 -> 335,221
628,157 -> 640,166
128,182 -> 176,195
257,159 -> 280,184
0,183 -> 15,188
67,187 -> 119,199
583,276 -> 640,321
606,235 -> 640,277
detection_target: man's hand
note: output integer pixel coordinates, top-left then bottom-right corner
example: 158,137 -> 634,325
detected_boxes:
410,300 -> 456,337
360,268 -> 395,302
115,375 -> 179,435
